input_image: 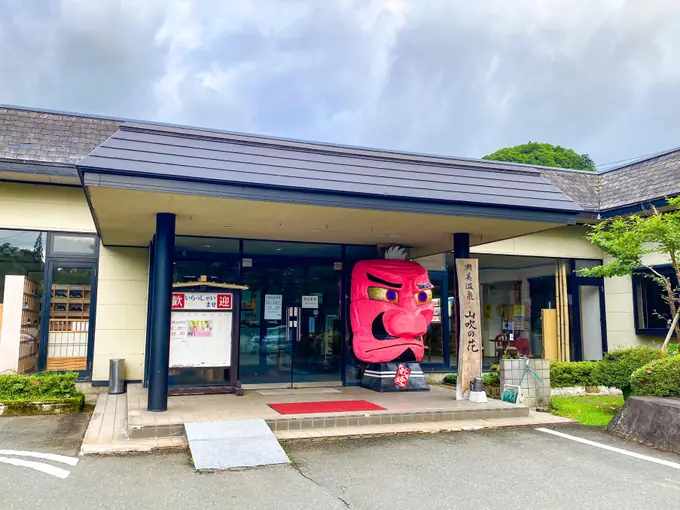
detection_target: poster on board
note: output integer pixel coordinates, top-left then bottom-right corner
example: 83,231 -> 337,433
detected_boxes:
169,311 -> 232,368
169,291 -> 234,368
264,294 -> 283,320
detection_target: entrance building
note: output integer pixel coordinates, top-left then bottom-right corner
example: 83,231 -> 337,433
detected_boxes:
21,105 -> 680,413
74,121 -> 581,409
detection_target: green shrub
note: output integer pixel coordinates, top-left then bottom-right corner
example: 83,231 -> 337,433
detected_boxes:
483,372 -> 500,385
669,344 -> 679,357
442,374 -> 457,385
593,347 -> 666,396
550,361 -> 599,387
631,356 -> 680,397
0,372 -> 79,402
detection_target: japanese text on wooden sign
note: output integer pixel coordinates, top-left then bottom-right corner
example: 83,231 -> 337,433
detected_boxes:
455,259 -> 482,400
171,292 -> 233,310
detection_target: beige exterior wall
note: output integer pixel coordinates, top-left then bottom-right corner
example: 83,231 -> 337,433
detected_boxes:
603,252 -> 671,350
0,182 -> 96,233
92,245 -> 149,381
471,226 -> 603,259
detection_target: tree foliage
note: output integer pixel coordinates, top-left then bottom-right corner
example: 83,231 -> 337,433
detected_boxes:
483,142 -> 596,171
581,197 -> 680,347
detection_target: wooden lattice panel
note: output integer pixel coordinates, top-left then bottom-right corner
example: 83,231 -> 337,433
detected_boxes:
46,356 -> 87,371
18,278 -> 41,374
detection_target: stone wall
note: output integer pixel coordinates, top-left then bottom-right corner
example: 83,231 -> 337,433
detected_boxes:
500,358 -> 550,408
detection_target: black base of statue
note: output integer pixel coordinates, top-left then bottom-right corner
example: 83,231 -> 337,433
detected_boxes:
361,362 -> 430,392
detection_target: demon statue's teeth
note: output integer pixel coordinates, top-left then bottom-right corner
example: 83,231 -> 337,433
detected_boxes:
350,259 -> 435,364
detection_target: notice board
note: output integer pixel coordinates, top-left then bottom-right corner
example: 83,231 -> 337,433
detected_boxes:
169,292 -> 234,368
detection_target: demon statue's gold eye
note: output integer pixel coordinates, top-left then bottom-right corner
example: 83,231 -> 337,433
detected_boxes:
414,289 -> 432,305
368,287 -> 399,304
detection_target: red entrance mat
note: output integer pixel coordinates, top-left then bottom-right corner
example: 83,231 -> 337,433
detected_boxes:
268,400 -> 386,415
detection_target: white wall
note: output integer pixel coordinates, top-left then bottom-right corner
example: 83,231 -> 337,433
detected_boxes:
91,245 -> 149,381
0,182 -> 96,233
0,276 -> 24,372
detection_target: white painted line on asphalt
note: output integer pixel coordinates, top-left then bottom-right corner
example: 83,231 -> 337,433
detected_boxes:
0,449 -> 79,466
0,456 -> 71,479
536,428 -> 680,470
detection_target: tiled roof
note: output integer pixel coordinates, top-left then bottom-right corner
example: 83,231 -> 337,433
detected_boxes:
540,169 -> 600,212
599,150 -> 680,210
0,104 -> 678,214
0,107 -> 119,165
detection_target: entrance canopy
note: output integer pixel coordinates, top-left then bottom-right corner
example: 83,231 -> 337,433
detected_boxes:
78,123 -> 581,253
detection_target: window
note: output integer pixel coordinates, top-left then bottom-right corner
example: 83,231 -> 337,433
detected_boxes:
633,267 -> 679,333
0,229 -> 46,304
50,234 -> 97,256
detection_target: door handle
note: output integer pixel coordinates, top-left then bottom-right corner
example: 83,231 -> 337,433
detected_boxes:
297,307 -> 302,343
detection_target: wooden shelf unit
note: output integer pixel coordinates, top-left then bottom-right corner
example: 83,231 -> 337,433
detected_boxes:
46,284 -> 90,371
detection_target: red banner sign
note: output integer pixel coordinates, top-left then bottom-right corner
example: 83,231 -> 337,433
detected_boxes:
394,364 -> 411,388
216,294 -> 232,309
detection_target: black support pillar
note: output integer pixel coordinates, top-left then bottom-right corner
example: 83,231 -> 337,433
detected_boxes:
147,213 -> 176,412
452,233 -> 470,371
453,232 -> 470,259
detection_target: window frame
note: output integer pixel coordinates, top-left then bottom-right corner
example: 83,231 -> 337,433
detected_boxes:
632,264 -> 679,336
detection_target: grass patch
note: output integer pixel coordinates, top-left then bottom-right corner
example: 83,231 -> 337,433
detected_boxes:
550,395 -> 624,426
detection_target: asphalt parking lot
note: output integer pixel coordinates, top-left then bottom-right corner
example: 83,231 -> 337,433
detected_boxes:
0,417 -> 678,510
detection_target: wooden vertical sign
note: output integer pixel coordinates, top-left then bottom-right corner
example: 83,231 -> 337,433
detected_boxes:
455,259 -> 483,400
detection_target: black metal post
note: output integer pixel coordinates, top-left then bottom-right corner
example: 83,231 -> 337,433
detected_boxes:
147,213 -> 176,412
452,233 -> 470,370
453,233 -> 470,259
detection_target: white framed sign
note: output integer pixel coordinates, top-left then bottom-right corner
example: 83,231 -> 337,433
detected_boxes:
264,294 -> 283,320
301,295 -> 319,309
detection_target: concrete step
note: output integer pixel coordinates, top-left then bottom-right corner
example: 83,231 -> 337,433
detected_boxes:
274,412 -> 576,442
265,404 -> 529,433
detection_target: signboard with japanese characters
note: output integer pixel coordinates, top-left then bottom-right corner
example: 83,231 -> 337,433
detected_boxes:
455,259 -> 482,400
394,364 -> 412,389
172,292 -> 232,311
301,295 -> 319,309
169,292 -> 234,368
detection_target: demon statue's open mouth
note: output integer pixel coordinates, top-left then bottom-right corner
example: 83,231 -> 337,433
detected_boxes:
350,259 -> 435,363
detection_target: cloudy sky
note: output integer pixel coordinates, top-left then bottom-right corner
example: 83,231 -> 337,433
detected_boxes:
1,0 -> 679,166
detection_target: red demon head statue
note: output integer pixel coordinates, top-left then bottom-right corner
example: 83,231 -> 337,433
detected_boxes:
350,259 -> 435,363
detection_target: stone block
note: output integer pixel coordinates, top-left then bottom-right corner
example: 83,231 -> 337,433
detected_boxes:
608,397 -> 680,455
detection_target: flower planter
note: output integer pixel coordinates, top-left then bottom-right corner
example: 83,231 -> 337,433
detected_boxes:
0,395 -> 85,417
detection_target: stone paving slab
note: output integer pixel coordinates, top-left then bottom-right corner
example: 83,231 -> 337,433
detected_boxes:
186,419 -> 289,471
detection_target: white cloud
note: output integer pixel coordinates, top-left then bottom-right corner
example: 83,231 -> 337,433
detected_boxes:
1,0 -> 679,165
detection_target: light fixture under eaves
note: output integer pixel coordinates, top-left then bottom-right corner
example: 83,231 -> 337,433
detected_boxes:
309,229 -> 321,233
221,224 -> 235,228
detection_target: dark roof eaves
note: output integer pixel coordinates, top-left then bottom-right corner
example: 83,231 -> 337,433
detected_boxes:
0,158 -> 78,177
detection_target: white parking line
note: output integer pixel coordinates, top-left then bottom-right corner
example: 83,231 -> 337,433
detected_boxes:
0,449 -> 79,466
0,456 -> 71,479
536,428 -> 680,470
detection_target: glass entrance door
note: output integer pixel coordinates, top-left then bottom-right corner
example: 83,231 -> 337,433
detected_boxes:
239,258 -> 341,386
